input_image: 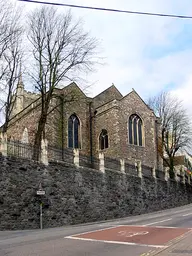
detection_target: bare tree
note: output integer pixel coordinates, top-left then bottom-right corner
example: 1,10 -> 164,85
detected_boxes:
2,32 -> 23,133
148,91 -> 192,178
0,0 -> 21,71
28,6 -> 99,157
0,0 -> 12,60
0,0 -> 23,132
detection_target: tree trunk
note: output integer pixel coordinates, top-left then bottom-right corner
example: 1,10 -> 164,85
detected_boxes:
33,114 -> 47,160
2,119 -> 8,134
169,156 -> 175,179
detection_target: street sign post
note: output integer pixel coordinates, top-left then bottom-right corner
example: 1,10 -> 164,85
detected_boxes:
36,190 -> 45,195
36,183 -> 45,230
40,203 -> 43,230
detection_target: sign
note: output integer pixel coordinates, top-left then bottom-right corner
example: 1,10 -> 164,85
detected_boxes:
36,190 -> 45,195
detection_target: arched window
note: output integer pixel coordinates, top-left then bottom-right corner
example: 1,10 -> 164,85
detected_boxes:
128,114 -> 143,146
68,114 -> 80,148
99,129 -> 108,150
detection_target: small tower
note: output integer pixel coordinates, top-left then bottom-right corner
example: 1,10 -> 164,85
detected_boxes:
13,70 -> 24,115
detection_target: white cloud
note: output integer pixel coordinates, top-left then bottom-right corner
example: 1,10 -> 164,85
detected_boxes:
171,75 -> 192,117
10,0 -> 192,117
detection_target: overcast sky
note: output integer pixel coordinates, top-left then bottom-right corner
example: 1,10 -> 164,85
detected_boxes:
13,0 -> 192,115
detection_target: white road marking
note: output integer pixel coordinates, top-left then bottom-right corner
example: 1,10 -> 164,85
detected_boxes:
118,231 -> 149,237
154,226 -> 189,229
65,236 -> 167,248
149,208 -> 192,218
145,208 -> 192,220
173,209 -> 192,214
92,206 -> 192,228
64,225 -> 123,238
143,218 -> 172,226
182,212 -> 192,217
99,222 -> 120,227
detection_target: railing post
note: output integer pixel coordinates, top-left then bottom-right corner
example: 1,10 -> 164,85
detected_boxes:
41,139 -> 48,166
164,167 -> 169,181
152,166 -> 156,179
181,167 -> 185,184
174,169 -> 178,182
0,132 -> 7,157
73,149 -> 79,167
99,152 -> 105,173
136,161 -> 142,178
120,159 -> 125,173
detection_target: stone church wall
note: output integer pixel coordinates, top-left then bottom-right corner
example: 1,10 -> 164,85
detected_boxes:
6,84 -> 162,170
0,154 -> 191,230
7,104 -> 41,143
62,98 -> 90,154
118,92 -> 157,168
93,85 -> 122,108
93,92 -> 159,169
93,102 -> 121,157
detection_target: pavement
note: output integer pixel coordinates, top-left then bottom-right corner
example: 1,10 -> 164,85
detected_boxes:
1,204 -> 192,255
148,230 -> 192,256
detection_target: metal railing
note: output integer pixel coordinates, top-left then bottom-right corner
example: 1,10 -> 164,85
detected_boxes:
125,163 -> 137,176
142,164 -> 153,177
48,146 -> 73,164
4,139 -> 165,180
7,140 -> 35,160
105,156 -> 121,171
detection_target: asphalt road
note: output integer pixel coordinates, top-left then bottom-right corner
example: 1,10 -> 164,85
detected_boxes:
1,204 -> 192,256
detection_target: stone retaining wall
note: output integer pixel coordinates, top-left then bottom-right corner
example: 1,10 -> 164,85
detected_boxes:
0,155 -> 192,230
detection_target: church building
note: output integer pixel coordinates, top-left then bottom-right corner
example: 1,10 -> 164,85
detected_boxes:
7,79 -> 162,170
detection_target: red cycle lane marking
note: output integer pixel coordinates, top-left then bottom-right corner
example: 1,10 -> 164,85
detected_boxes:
65,225 -> 191,247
